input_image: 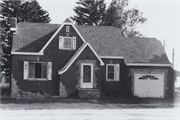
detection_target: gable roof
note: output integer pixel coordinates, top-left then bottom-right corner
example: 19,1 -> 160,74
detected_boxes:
58,42 -> 104,74
12,22 -> 59,53
76,25 -> 170,64
11,22 -> 171,64
63,18 -> 73,23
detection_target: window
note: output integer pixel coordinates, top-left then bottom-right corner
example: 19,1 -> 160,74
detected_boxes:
106,64 -> 120,81
24,61 -> 52,80
107,65 -> 115,80
59,36 -> 76,50
66,26 -> 70,32
63,37 -> 72,49
139,75 -> 159,80
29,63 -> 47,79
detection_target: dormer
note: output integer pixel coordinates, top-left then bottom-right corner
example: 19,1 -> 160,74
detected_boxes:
58,18 -> 77,50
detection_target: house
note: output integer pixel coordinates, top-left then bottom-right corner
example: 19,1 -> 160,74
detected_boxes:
10,18 -> 175,98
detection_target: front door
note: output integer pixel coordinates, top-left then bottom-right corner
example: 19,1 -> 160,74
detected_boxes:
81,63 -> 93,88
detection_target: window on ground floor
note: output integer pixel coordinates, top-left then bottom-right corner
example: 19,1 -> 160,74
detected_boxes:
106,64 -> 120,81
29,63 -> 47,79
24,61 -> 52,80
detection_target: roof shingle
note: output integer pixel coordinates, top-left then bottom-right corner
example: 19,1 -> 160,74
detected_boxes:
12,22 -> 170,64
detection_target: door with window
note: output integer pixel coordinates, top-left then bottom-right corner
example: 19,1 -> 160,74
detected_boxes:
80,63 -> 93,88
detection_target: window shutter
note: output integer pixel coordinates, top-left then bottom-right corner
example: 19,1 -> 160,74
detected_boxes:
59,36 -> 64,49
47,62 -> 52,80
23,61 -> 29,80
72,37 -> 76,50
115,64 -> 120,81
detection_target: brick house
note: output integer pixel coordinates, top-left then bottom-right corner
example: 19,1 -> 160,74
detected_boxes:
10,18 -> 175,98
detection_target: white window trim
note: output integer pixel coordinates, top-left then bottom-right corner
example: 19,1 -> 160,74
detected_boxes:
28,78 -> 48,81
106,64 -> 116,81
80,63 -> 93,88
59,36 -> 76,50
66,26 -> 70,32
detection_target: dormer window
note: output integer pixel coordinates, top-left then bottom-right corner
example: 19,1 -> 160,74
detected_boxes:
66,26 -> 70,32
59,36 -> 76,50
64,37 -> 72,49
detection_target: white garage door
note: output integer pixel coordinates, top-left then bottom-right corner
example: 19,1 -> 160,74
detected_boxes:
134,73 -> 164,98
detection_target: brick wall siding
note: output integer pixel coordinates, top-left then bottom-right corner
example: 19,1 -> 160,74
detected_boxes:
101,59 -> 128,96
11,25 -> 84,95
60,46 -> 103,97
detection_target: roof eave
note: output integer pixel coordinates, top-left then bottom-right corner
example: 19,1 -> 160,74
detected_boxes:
126,63 -> 172,67
58,42 -> 104,75
11,51 -> 43,55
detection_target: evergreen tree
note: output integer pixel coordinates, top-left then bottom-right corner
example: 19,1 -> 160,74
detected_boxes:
1,0 -> 51,23
0,0 -> 51,83
102,0 -> 147,37
0,18 -> 12,83
71,0 -> 106,26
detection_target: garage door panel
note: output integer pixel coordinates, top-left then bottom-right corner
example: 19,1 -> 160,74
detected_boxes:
134,73 -> 164,98
134,80 -> 148,97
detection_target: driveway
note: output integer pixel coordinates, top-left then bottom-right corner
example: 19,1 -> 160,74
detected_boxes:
1,108 -> 179,120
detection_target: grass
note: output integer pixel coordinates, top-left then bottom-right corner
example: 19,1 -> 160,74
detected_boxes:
1,89 -> 179,110
0,95 -> 178,110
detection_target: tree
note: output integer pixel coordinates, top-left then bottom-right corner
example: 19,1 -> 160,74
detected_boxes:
71,0 -> 147,37
0,0 -> 51,83
101,0 -> 147,37
0,0 -> 51,23
0,18 -> 12,83
71,0 -> 106,26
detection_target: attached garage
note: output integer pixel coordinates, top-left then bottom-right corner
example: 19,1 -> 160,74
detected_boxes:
134,73 -> 164,98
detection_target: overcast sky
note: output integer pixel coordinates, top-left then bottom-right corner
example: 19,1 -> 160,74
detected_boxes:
38,0 -> 179,73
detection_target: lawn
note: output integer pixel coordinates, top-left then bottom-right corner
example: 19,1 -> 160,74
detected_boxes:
1,88 -> 179,110
0,95 -> 178,110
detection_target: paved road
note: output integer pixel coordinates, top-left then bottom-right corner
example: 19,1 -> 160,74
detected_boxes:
1,107 -> 179,120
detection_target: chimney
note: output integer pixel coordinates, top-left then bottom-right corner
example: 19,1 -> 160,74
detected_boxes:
9,17 -> 17,33
163,39 -> 165,51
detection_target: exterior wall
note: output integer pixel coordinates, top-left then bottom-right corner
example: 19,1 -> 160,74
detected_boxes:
59,46 -> 103,97
101,59 -> 128,96
11,25 -> 84,95
128,66 -> 174,98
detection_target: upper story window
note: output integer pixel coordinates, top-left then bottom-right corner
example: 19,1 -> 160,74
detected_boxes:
106,64 -> 120,81
59,36 -> 76,50
66,26 -> 70,32
23,61 -> 52,81
64,37 -> 72,49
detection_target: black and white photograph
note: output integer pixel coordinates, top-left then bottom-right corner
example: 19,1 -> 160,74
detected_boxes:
0,0 -> 179,120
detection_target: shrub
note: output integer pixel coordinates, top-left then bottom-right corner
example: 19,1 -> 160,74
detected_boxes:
11,90 -> 50,99
0,86 -> 10,97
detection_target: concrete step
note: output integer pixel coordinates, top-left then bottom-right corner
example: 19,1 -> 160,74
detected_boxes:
78,89 -> 100,98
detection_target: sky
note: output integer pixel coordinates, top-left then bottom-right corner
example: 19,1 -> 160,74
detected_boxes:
38,0 -> 180,85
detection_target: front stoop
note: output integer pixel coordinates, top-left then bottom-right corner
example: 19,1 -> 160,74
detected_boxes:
78,88 -> 100,98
